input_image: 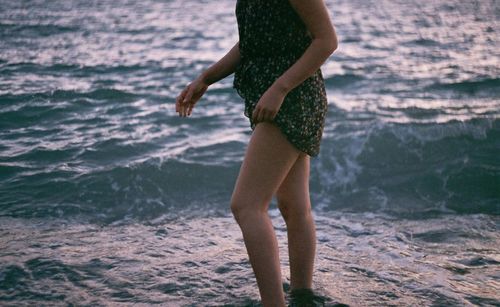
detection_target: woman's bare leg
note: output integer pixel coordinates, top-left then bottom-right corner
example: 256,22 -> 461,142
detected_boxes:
230,122 -> 301,307
276,153 -> 316,291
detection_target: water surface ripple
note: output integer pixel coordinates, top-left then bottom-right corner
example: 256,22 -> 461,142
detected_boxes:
0,0 -> 498,305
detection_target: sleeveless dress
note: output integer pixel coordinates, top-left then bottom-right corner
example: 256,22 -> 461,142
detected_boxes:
233,0 -> 329,157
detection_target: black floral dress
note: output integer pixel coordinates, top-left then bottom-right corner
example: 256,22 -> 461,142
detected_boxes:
233,0 -> 329,157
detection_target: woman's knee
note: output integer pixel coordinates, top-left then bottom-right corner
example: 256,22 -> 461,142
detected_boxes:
230,194 -> 271,222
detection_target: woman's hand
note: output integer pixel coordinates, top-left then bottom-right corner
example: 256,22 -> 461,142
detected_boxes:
176,76 -> 209,117
251,85 -> 287,124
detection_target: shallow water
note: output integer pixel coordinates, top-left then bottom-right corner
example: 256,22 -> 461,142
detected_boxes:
0,0 -> 499,305
1,212 -> 498,306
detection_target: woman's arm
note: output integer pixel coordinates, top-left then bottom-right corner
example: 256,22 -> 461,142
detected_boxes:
176,41 -> 241,117
200,41 -> 241,85
251,0 -> 338,123
272,0 -> 338,95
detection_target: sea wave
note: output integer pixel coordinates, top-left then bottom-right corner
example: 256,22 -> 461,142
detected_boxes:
314,117 -> 500,217
1,117 -> 498,223
425,78 -> 500,95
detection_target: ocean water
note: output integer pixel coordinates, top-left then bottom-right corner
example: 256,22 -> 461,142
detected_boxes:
0,0 -> 499,306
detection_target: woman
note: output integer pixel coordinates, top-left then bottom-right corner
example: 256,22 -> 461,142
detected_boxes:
176,0 -> 338,305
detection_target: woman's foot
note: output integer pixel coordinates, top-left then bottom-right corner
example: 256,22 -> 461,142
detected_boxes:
287,288 -> 351,307
288,288 -> 325,307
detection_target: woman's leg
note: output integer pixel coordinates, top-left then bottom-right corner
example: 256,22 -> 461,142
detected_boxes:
275,153 -> 316,291
230,122 -> 302,307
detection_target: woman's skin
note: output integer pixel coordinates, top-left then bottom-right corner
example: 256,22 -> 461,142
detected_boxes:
176,0 -> 337,306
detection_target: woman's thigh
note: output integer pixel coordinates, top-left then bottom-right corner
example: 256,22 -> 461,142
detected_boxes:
230,122 -> 302,212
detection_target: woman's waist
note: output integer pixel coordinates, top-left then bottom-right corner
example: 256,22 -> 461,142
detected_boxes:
234,57 -> 324,94
236,54 -> 298,75
239,44 -> 308,60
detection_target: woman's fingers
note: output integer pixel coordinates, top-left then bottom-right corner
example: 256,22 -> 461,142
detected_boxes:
263,109 -> 271,121
181,88 -> 188,117
260,109 -> 268,123
252,107 -> 260,124
184,85 -> 193,104
178,86 -> 194,117
176,80 -> 207,117
188,102 -> 194,116
183,103 -> 189,117
253,107 -> 276,124
176,87 -> 188,115
176,96 -> 184,115
183,85 -> 199,117
175,93 -> 182,113
184,101 -> 192,117
252,107 -> 264,124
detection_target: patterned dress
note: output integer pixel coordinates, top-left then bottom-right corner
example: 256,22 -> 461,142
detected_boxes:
233,0 -> 329,157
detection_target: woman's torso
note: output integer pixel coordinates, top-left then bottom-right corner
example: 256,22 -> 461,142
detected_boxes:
235,0 -> 313,60
233,0 -> 320,100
